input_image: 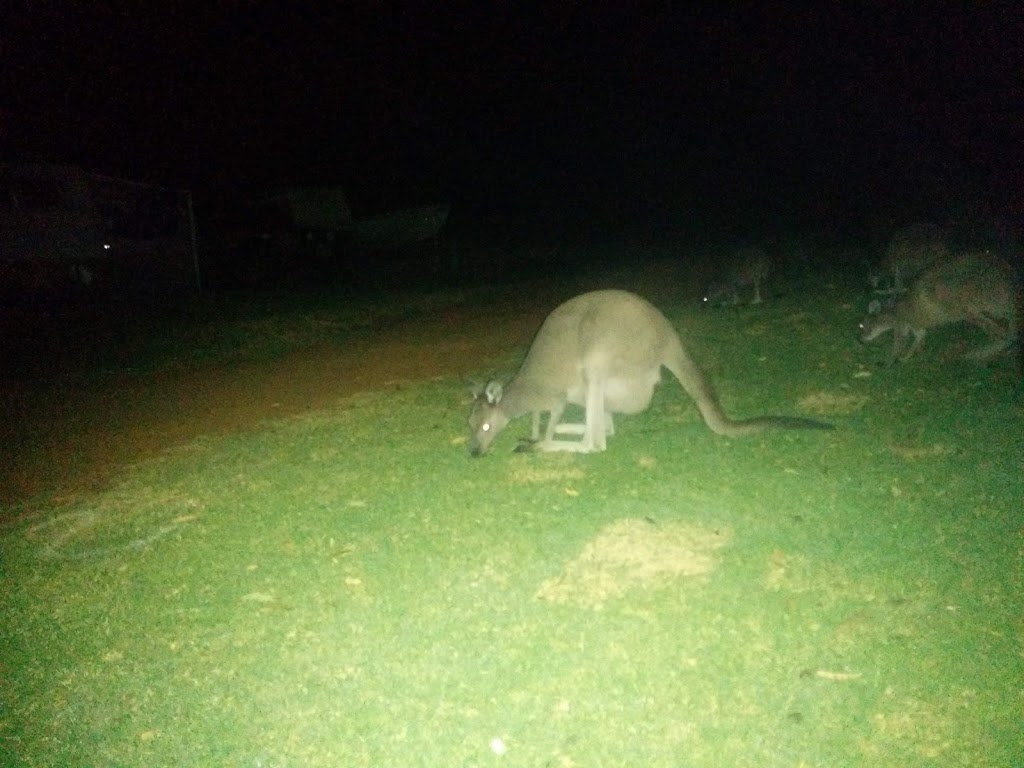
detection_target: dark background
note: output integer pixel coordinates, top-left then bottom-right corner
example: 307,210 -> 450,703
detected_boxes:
3,3 -> 1022,249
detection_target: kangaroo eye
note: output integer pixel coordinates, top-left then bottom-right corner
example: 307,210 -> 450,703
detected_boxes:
481,423 -> 490,432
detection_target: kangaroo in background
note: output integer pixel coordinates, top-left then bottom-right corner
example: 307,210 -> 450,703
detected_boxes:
870,222 -> 949,295
859,251 -> 1019,365
468,290 -> 832,456
702,247 -> 772,306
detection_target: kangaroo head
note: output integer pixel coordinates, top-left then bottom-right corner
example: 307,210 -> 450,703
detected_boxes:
700,286 -> 723,308
858,300 -> 892,342
467,380 -> 510,457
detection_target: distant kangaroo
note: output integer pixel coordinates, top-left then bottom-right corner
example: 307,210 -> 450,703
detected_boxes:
702,247 -> 772,306
859,251 -> 1019,365
870,222 -> 949,295
468,290 -> 832,456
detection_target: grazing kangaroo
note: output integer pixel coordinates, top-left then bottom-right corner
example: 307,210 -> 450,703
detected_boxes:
870,222 -> 949,295
702,247 -> 772,306
859,251 -> 1019,365
468,290 -> 833,456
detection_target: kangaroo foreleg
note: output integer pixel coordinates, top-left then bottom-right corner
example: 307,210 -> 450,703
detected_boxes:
553,413 -> 614,437
892,328 -> 926,363
532,377 -> 609,453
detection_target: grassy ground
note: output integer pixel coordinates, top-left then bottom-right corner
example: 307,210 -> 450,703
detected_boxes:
2,257 -> 1022,766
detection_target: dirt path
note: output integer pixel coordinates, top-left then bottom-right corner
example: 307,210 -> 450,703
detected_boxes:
1,299 -> 551,509
2,259 -> 697,510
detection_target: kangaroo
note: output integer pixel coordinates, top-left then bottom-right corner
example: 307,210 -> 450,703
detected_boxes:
702,247 -> 772,307
468,290 -> 833,456
870,222 -> 949,295
859,251 -> 1019,365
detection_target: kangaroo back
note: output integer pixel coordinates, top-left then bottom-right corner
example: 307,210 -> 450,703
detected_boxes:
910,252 -> 1015,327
878,222 -> 949,291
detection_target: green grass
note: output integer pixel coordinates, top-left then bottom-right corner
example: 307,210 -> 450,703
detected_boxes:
2,272 -> 1022,766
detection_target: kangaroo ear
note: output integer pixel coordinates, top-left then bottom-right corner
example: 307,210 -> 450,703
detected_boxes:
466,379 -> 486,398
867,299 -> 882,315
484,381 -> 503,404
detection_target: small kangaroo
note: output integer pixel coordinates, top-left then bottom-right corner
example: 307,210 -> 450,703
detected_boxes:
702,247 -> 772,306
870,222 -> 949,295
468,290 -> 832,456
859,251 -> 1019,365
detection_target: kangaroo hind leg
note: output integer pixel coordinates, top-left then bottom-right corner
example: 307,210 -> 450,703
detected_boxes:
963,313 -> 1012,360
581,373 -> 608,452
751,277 -> 763,304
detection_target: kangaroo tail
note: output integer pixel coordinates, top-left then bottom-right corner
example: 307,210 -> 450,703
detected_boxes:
666,342 -> 833,436
728,415 -> 835,433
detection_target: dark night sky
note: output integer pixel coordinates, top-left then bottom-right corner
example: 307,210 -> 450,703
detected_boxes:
3,3 -> 1022,232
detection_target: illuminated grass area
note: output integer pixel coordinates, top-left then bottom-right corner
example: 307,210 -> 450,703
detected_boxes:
2,277 -> 1022,766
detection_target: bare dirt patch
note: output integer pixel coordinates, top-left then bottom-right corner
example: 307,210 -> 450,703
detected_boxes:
1,297 -> 553,511
797,390 -> 868,416
887,443 -> 954,460
506,455 -> 585,485
535,518 -> 732,607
